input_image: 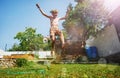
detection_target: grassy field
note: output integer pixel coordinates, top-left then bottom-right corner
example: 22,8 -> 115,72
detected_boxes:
0,63 -> 120,78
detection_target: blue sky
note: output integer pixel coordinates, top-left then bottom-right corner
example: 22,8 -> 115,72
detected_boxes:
0,0 -> 76,50
0,0 -> 120,50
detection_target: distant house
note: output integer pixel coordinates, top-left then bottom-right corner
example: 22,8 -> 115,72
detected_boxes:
89,6 -> 120,63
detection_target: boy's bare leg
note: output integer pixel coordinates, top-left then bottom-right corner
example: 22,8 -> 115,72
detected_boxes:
51,35 -> 55,48
60,32 -> 65,48
50,34 -> 55,56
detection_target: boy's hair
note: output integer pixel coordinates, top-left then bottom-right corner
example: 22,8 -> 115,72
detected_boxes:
50,9 -> 58,13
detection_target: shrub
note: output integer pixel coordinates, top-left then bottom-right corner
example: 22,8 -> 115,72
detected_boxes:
75,55 -> 82,62
75,56 -> 88,62
16,58 -> 28,67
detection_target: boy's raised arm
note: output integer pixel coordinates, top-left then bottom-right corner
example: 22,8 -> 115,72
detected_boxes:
59,8 -> 70,20
36,4 -> 51,18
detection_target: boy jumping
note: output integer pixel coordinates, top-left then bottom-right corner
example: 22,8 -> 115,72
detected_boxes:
36,4 -> 70,48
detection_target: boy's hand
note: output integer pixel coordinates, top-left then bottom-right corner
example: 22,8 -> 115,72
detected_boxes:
36,4 -> 40,8
67,7 -> 70,13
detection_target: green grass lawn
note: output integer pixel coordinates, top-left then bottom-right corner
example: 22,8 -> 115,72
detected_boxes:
0,64 -> 120,78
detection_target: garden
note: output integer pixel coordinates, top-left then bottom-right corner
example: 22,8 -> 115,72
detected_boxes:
0,59 -> 120,78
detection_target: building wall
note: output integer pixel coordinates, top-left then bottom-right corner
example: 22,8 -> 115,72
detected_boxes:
90,25 -> 120,57
0,51 -> 51,58
109,6 -> 120,41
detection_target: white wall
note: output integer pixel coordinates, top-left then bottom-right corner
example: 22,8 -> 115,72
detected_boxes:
38,51 -> 51,58
0,50 -> 51,58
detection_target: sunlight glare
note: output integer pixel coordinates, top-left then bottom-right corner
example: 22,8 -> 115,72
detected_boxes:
104,0 -> 120,11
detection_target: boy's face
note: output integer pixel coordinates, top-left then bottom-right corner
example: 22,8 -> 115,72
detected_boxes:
52,12 -> 58,17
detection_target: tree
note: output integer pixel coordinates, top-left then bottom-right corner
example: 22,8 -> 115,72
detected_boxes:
9,27 -> 51,51
63,0 -> 108,46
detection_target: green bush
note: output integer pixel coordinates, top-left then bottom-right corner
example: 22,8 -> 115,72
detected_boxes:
75,55 -> 82,62
75,56 -> 88,62
16,58 -> 28,67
